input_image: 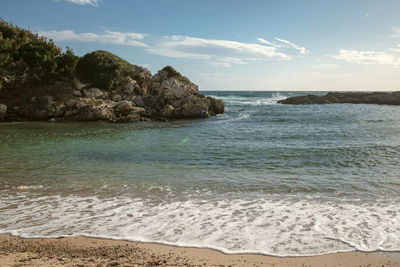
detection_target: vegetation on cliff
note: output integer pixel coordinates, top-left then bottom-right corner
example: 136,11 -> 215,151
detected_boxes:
0,18 -> 78,90
161,66 -> 191,84
0,19 -> 225,122
76,50 -> 135,90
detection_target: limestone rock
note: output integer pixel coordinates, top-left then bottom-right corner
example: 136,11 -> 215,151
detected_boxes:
73,77 -> 90,90
117,100 -> 135,116
84,88 -> 103,98
159,105 -> 175,118
133,66 -> 152,94
73,90 -> 82,97
72,99 -> 116,122
123,77 -> 137,95
112,94 -> 122,102
207,96 -> 225,114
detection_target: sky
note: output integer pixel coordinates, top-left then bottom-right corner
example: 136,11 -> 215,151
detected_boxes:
2,0 -> 400,91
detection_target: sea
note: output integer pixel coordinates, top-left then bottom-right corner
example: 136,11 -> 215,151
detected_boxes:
1,91 -> 400,257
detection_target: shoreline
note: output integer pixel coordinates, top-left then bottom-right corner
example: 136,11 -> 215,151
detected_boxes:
1,234 -> 399,266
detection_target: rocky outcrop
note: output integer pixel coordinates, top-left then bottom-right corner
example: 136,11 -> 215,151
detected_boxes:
83,88 -> 103,98
278,92 -> 400,105
0,63 -> 224,122
0,20 -> 224,123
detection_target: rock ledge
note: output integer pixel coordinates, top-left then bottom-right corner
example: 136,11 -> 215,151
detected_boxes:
278,92 -> 400,105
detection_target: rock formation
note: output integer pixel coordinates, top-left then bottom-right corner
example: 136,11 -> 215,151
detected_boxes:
278,92 -> 400,105
0,52 -> 224,122
0,21 -> 224,123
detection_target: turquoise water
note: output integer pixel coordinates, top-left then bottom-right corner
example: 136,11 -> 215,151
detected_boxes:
1,91 -> 400,256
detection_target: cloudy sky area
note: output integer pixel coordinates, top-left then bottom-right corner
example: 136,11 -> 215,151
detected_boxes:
2,0 -> 400,90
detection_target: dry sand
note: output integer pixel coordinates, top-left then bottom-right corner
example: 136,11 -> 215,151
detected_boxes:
1,234 -> 400,266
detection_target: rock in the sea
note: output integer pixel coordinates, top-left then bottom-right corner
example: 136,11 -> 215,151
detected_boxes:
149,66 -> 224,119
207,96 -> 225,115
83,88 -> 103,98
0,104 -> 7,120
3,51 -> 224,123
278,91 -> 400,105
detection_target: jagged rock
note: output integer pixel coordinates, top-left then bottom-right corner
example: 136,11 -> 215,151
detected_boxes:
134,66 -> 152,94
148,67 -> 223,119
83,88 -> 103,98
72,99 -> 116,122
179,99 -> 210,118
0,104 -> 7,120
73,77 -> 90,90
207,96 -> 225,114
278,92 -> 400,105
117,100 -> 135,115
131,95 -> 145,107
73,90 -> 82,97
123,77 -> 137,95
116,114 -> 141,123
159,105 -> 175,118
1,56 -> 224,122
111,94 -> 122,102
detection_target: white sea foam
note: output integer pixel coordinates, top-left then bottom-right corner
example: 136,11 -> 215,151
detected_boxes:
209,93 -> 287,106
1,192 -> 399,256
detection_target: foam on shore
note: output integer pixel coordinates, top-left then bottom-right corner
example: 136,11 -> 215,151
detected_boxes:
1,192 -> 399,257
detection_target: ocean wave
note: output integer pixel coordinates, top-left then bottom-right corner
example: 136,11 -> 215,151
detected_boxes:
1,193 -> 399,257
208,92 -> 287,106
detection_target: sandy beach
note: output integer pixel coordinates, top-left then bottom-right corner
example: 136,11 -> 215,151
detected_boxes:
0,234 -> 399,266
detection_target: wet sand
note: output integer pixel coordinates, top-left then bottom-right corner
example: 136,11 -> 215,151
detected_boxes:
1,234 -> 400,266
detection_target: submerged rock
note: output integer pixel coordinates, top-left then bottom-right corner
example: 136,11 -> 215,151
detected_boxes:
278,91 -> 400,105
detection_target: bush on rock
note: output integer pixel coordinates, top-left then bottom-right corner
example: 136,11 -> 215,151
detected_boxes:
76,50 -> 135,90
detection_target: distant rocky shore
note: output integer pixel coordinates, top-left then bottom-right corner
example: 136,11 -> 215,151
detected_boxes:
278,91 -> 400,105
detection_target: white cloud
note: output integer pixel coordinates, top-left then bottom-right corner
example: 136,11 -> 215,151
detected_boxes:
311,63 -> 338,69
257,37 -> 309,55
256,37 -> 280,47
38,29 -> 149,47
274,38 -> 309,55
57,0 -> 102,6
330,49 -> 400,66
38,27 -> 307,67
388,44 -> 400,53
147,35 -> 294,67
209,61 -> 233,67
208,57 -> 248,67
389,27 -> 400,38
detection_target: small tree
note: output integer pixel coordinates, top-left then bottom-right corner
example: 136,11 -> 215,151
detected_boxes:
56,46 -> 79,77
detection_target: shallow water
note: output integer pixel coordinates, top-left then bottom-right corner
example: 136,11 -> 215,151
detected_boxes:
1,91 -> 400,256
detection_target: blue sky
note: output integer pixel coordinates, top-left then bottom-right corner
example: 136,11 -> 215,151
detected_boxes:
2,0 -> 400,91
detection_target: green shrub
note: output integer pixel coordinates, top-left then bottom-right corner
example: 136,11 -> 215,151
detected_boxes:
76,50 -> 135,90
0,18 -> 78,88
56,46 -> 79,77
